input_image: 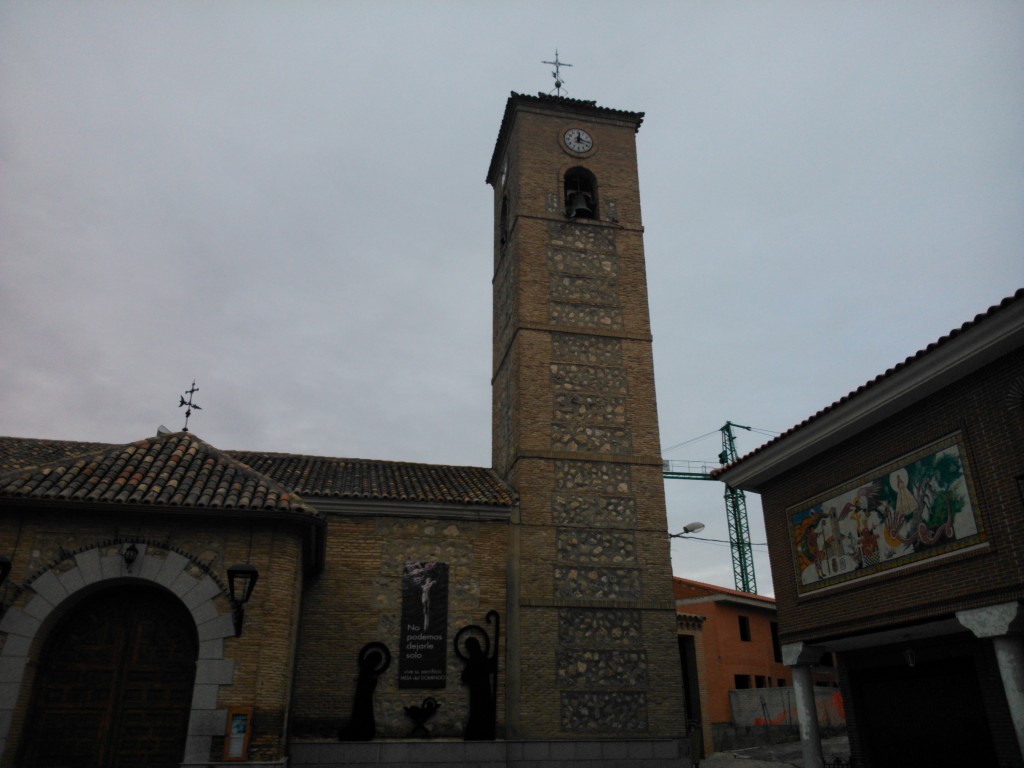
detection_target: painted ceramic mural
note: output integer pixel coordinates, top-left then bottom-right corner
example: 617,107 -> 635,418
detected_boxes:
788,434 -> 985,594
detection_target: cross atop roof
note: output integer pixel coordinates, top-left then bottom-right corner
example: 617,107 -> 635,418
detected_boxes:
542,50 -> 572,96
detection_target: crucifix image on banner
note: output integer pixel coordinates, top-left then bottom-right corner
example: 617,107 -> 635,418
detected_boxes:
399,561 -> 449,689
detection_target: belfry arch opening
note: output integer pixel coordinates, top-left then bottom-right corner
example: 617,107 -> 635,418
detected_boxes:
564,167 -> 598,220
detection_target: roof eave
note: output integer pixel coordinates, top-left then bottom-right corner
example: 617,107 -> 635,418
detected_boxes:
676,594 -> 776,611
486,92 -> 644,185
719,298 -> 1024,492
308,496 -> 514,521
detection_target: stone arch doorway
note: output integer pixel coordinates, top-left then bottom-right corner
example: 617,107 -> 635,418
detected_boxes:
20,583 -> 198,768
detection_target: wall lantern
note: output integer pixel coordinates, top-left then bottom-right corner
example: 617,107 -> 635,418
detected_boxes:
122,543 -> 140,573
227,563 -> 259,637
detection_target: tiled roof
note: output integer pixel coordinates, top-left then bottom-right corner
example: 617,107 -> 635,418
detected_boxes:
673,576 -> 776,605
0,432 -> 319,518
0,437 -> 112,471
715,288 -> 1024,477
522,92 -> 646,125
0,435 -> 516,510
226,451 -> 516,507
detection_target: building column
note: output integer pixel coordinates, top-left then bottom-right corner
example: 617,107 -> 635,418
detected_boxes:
957,602 -> 1024,760
782,642 -> 825,768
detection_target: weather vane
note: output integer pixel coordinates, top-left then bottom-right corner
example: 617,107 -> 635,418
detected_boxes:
178,379 -> 202,432
543,50 -> 572,96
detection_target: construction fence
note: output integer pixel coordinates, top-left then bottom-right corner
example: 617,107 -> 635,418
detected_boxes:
729,686 -> 846,728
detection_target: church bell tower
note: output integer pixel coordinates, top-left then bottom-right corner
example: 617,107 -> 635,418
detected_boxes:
487,93 -> 685,741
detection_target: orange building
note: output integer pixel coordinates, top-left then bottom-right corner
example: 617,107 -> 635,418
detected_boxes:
674,578 -> 792,725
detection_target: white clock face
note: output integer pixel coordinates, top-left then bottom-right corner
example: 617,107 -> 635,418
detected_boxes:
564,128 -> 593,153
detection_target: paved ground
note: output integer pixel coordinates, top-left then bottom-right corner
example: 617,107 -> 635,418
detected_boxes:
697,734 -> 851,767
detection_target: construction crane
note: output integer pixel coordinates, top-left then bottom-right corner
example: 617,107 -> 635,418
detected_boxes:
663,421 -> 758,594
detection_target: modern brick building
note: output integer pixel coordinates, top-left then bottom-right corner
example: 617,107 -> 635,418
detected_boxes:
673,577 -> 839,755
718,289 -> 1024,768
0,92 -> 688,767
675,578 -> 790,724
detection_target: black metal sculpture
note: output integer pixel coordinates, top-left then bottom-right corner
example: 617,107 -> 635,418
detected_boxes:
454,610 -> 500,740
403,697 -> 442,738
338,642 -> 391,741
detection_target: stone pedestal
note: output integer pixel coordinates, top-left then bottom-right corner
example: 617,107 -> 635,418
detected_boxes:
957,601 -> 1024,760
782,642 -> 825,768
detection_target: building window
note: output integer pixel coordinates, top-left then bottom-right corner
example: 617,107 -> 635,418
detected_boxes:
564,167 -> 597,219
738,615 -> 751,642
755,675 -> 767,688
770,621 -> 782,662
734,674 -> 751,689
500,196 -> 509,244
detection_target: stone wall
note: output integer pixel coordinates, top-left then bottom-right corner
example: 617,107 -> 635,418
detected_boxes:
289,508 -> 509,740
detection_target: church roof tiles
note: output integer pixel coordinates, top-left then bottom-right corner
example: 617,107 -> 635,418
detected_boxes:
0,437 -> 113,472
0,432 -> 319,518
0,433 -> 516,512
227,451 -> 515,507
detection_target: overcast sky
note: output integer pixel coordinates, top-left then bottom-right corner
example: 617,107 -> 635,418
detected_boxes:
2,2 -> 1021,595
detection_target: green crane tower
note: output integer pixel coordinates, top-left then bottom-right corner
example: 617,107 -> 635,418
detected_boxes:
663,421 -> 758,594
717,422 -> 757,594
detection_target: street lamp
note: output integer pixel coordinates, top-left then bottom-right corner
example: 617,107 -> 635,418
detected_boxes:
227,563 -> 259,637
670,521 -> 706,538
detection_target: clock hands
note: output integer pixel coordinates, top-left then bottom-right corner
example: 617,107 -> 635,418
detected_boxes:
564,128 -> 592,152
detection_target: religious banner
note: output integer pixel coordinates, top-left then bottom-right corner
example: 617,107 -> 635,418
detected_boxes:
399,561 -> 448,689
788,433 -> 986,594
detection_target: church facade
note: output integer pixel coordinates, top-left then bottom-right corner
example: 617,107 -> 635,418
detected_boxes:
0,93 -> 688,767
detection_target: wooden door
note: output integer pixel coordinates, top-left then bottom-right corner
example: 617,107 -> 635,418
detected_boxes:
21,585 -> 198,768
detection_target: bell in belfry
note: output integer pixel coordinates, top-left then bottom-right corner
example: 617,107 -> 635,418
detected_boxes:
565,189 -> 592,218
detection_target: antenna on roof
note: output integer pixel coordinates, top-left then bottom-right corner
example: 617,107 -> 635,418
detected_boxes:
543,50 -> 572,96
178,379 -> 202,432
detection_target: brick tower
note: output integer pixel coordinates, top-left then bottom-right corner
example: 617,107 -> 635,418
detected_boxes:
487,93 -> 685,741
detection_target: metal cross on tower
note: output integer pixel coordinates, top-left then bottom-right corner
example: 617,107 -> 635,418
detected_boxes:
178,379 -> 202,432
542,50 -> 572,96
